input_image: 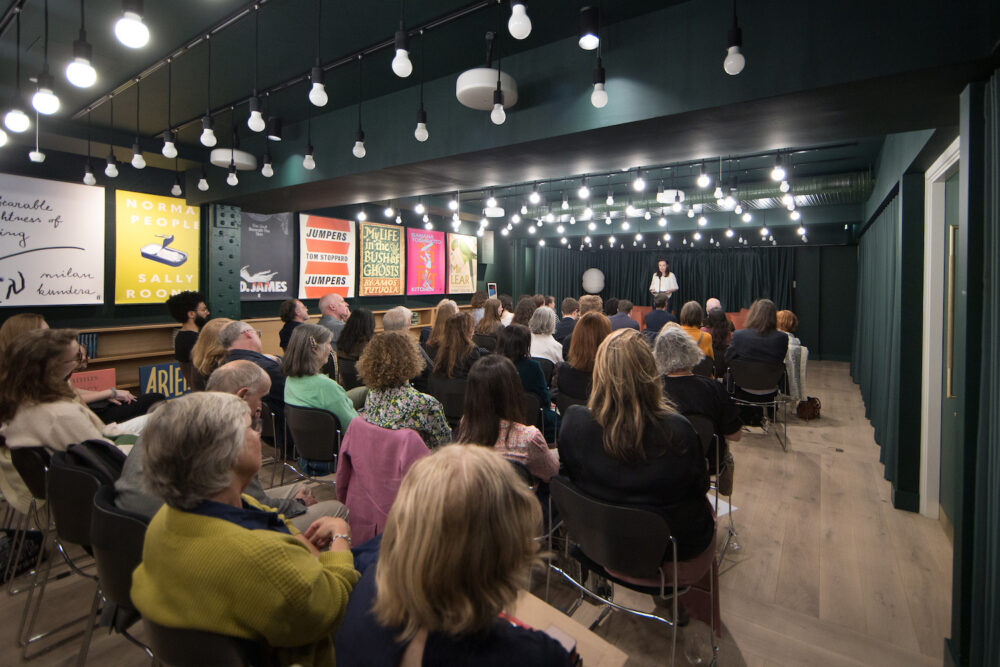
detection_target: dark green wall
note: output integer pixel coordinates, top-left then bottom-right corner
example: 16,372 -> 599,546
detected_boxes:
793,245 -> 859,363
939,172 -> 960,526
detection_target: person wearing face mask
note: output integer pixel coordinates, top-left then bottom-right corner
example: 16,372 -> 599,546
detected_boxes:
166,291 -> 210,388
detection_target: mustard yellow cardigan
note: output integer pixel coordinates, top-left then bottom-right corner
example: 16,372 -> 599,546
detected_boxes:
131,495 -> 359,667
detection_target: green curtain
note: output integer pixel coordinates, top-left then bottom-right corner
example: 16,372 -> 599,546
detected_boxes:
533,246 -> 795,311
972,69 -> 999,667
851,195 -> 901,478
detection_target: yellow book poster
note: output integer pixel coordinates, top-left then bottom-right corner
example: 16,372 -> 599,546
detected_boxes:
114,190 -> 201,304
447,233 -> 477,294
358,222 -> 405,296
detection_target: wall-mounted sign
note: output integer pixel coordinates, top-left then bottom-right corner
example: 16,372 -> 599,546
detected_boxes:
447,233 -> 478,294
406,228 -> 445,295
358,222 -> 405,296
299,214 -> 355,299
0,173 -> 105,307
240,212 -> 293,301
139,361 -> 191,398
115,190 -> 200,304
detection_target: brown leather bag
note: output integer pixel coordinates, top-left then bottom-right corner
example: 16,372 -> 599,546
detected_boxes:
797,396 -> 821,420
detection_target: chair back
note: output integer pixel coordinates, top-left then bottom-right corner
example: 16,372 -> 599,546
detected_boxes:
427,375 -> 468,430
49,450 -> 108,548
532,357 -> 555,386
684,414 -> 717,459
337,355 -> 362,391
259,401 -> 278,443
284,405 -> 341,462
473,333 -> 497,352
550,476 -> 672,579
728,359 -> 785,391
508,459 -> 535,487
521,392 -> 543,431
10,447 -> 50,500
556,393 -> 587,417
144,619 -> 272,667
90,485 -> 148,615
692,356 -> 715,378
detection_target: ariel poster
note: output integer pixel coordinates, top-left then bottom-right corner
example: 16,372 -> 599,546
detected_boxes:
447,233 -> 477,294
406,228 -> 445,295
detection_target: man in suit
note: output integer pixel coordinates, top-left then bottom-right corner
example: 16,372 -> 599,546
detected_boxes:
609,300 -> 640,331
553,297 -> 579,343
561,294 -> 603,358
645,292 -> 678,335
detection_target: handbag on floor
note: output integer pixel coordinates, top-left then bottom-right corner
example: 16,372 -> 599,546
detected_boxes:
796,396 -> 821,420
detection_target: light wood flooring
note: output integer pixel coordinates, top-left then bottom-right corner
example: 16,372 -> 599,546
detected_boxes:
0,361 -> 952,666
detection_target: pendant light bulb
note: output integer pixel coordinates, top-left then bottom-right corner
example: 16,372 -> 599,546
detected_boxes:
5,108 -> 30,133
779,180 -> 790,193
528,187 -> 541,205
697,165 -> 711,188
105,151 -> 118,178
115,1 -> 150,49
724,46 -> 745,76
790,209 -> 802,221
606,192 -> 614,205
771,155 -> 786,181
590,58 -> 608,108
66,43 -> 97,88
392,28 -> 412,78
352,129 -> 366,158
197,176 -> 209,191
200,114 -> 217,147
713,185 -> 724,200
508,2 -> 531,39
131,142 -> 146,169
414,107 -> 429,142
161,132 -> 177,158
308,66 -> 328,107
742,212 -> 752,222
490,88 -> 506,125
247,97 -> 265,132
414,201 -> 425,215
226,164 -> 239,186
448,197 -> 459,211
261,153 -> 274,178
578,6 -> 600,51
303,146 -> 316,170
384,205 -> 394,218
29,149 -> 45,163
726,228 -> 735,238
632,170 -> 646,192
170,176 -> 182,197
83,163 -> 96,185
32,76 -> 60,115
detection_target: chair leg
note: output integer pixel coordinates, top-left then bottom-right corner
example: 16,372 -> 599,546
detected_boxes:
75,581 -> 102,667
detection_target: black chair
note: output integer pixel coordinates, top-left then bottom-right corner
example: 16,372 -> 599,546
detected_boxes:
427,375 -> 468,431
473,333 -> 497,352
284,405 -> 343,481
337,354 -> 362,391
548,477 -> 719,666
90,485 -> 152,658
521,392 -> 544,432
532,357 -> 555,386
144,619 -> 275,667
692,356 -> 715,378
727,360 -> 787,451
507,459 -> 535,489
684,415 -> 739,564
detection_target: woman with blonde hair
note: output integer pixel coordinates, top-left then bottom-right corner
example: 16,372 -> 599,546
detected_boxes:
358,332 -> 451,449
0,313 -> 48,356
190,317 -> 234,390
335,445 -> 572,666
558,329 -> 714,563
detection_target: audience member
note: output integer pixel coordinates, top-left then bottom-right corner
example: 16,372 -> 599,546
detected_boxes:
496,324 -> 549,410
499,294 -> 515,326
475,297 -> 504,337
382,307 -> 431,392
336,445 -> 571,667
704,307 -> 733,378
221,320 -> 285,411
131,393 -> 359,667
777,309 -> 805,399
602,297 -> 619,317
115,360 -> 349,529
705,297 -> 723,314
0,312 -> 48,357
190,317 -> 234,390
553,312 -> 612,401
560,294 -> 603,358
468,290 -> 488,326
511,297 -> 537,327
317,292 -> 351,348
558,329 -> 714,563
726,299 -> 789,422
528,306 -> 563,364
680,301 -> 714,358
544,295 -> 556,309
278,299 -> 309,351
423,299 -> 458,358
456,356 -> 558,483
532,294 -> 545,308
644,292 -> 678,336
337,308 -> 376,390
358,333 -> 451,449
282,324 -> 358,475
432,313 -> 482,380
609,299 -> 640,331
655,327 -> 740,495
165,291 -> 209,387
553,297 -> 579,343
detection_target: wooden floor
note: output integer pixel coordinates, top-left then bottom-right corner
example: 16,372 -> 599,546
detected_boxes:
0,361 -> 952,666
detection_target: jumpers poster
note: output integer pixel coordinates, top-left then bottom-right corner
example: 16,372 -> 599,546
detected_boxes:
447,233 -> 478,294
358,222 -> 405,296
406,228 -> 445,295
298,214 -> 355,299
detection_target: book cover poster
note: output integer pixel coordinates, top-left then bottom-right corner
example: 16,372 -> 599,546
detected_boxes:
240,212 -> 293,301
0,172 -> 105,306
406,228 -> 445,295
115,190 -> 200,304
447,233 -> 478,294
358,222 -> 405,296
298,214 -> 355,299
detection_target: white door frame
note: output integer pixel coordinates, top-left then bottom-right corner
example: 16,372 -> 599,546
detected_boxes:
919,137 -> 960,518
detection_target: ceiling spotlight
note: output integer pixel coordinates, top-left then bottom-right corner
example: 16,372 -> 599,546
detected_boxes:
579,6 -> 600,50
261,152 -> 274,177
266,117 -> 282,141
508,1 -> 532,40
779,179 -> 790,193
698,216 -> 708,226
226,163 -> 239,186
357,210 -> 367,221
105,149 -> 119,177
790,209 -> 802,221
115,0 -> 150,49
414,201 -> 425,214
303,145 -> 316,170
771,154 -> 786,181
591,58 -> 608,108
723,7 -> 745,75
578,179 -> 590,199
632,169 -> 646,191
200,114 -> 217,147
760,226 -> 769,236
697,163 -> 711,188
392,24 -> 413,78
742,212 -> 752,223
309,65 -> 328,106
247,96 -> 265,132
606,191 -> 614,205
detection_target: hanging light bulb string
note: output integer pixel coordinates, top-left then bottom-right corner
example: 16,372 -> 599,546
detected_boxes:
357,54 -> 363,131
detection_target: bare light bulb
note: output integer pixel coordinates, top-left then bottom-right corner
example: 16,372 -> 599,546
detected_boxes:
161,135 -> 177,159
197,176 -> 209,191
247,109 -> 265,133
796,226 -> 806,236
697,171 -> 711,188
779,180 -> 790,193
32,84 -> 60,115
606,192 -> 614,205
83,164 -> 96,185
725,228 -> 735,238
200,115 -> 217,147
392,48 -> 412,78
261,159 -> 273,178
131,143 -> 146,169
508,2 -> 532,39
723,46 -> 745,75
352,140 -> 366,158
742,212 -> 752,223
105,153 -> 118,177
491,102 -> 506,125
448,198 -> 459,211
698,216 -> 708,226
5,108 -> 29,133
384,206 -> 394,218
303,151 -> 316,170
713,185 -> 724,200
591,83 -> 608,108
633,174 -> 646,191
66,58 -> 97,88
414,121 -> 429,142
170,182 -> 182,197
226,166 -> 238,186
115,6 -> 149,49
528,190 -> 541,205
357,210 -> 367,221
414,202 -> 425,214
790,210 -> 802,221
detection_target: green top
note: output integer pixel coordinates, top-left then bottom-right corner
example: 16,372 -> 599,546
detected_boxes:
285,374 -> 358,429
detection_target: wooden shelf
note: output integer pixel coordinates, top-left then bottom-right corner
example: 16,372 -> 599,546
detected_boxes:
90,350 -> 175,363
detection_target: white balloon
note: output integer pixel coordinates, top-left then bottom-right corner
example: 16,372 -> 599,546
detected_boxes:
581,268 -> 605,294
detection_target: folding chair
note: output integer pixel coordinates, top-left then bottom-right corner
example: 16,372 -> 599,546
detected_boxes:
685,415 -> 740,565
144,619 -> 275,667
427,375 -> 468,432
521,392 -> 544,433
473,333 -> 497,352
727,360 -> 787,451
284,404 -> 343,484
532,357 -> 555,386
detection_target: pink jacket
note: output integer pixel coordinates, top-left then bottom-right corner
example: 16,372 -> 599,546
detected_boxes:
336,418 -> 430,543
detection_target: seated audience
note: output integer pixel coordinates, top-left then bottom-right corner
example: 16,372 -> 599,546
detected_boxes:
680,301 -> 714,358
559,294 -> 602,358
558,329 -> 714,563
609,299 -> 640,331
0,312 -> 48,355
553,311 -> 611,402
499,294 -> 515,326
726,299 -> 790,422
278,298 -> 310,351
704,307 -> 733,378
422,298 -> 458,358
532,294 -> 545,308
777,309 -> 806,399
544,295 -> 556,309
131,392 -> 359,666
222,320 -> 285,410
317,292 -> 351,348
475,297 -> 504,341
382,305 -> 431,391
115,360 -> 348,530
432,313 -> 483,380
165,290 -> 209,388
511,297 -> 537,327
358,332 -> 451,449
456,356 -> 559,483
468,290 -> 488,326
654,327 -> 740,496
190,317 -> 234,390
528,306 -> 564,364
282,324 -> 358,475
553,297 -> 579,343
336,308 -> 375,390
644,292 -> 678,336
336,445 -> 571,667
705,297 -> 723,314
602,297 -> 619,317
496,324 -> 549,410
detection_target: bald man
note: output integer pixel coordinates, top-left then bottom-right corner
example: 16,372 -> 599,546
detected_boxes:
318,292 -> 351,348
705,297 -> 722,313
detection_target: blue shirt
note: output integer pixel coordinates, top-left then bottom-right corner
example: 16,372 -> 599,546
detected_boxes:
644,309 -> 678,334
188,497 -> 291,535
